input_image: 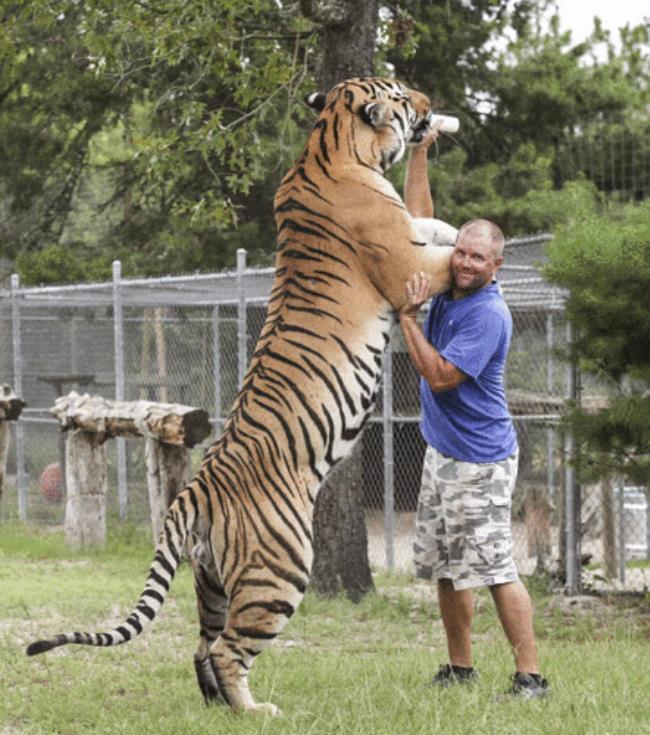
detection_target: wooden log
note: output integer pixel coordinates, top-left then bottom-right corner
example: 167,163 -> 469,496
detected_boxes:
51,392 -> 211,447
145,438 -> 189,544
64,430 -> 108,549
0,422 -> 8,506
0,384 -> 26,421
51,392 -> 210,548
0,384 -> 25,506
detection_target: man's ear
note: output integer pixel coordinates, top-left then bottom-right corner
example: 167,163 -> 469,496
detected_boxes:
359,101 -> 392,129
305,92 -> 327,112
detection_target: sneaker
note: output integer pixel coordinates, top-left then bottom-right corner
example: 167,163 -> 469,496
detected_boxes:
429,663 -> 479,688
510,672 -> 550,699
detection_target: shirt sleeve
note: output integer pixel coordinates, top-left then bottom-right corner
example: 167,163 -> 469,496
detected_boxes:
439,305 -> 506,380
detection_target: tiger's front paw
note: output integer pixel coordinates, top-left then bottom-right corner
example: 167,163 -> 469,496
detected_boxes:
248,702 -> 282,717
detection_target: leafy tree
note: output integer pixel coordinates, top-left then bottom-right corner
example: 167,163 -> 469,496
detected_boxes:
385,1 -> 649,232
0,2 -> 127,261
1,0 -> 314,278
384,0 -> 516,124
15,243 -> 113,286
545,200 -> 650,487
3,0 -> 649,280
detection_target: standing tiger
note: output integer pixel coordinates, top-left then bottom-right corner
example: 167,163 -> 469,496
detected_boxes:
26,78 -> 458,716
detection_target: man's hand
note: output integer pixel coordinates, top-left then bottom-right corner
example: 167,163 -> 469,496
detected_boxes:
400,271 -> 432,321
399,271 -> 467,392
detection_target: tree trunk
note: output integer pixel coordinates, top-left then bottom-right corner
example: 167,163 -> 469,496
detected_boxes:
301,0 -> 379,91
145,438 -> 189,544
301,0 -> 379,600
0,422 -> 9,506
0,384 -> 25,507
312,439 -> 374,602
64,430 -> 108,549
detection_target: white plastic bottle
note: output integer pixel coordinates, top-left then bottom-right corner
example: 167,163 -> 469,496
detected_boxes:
430,114 -> 460,134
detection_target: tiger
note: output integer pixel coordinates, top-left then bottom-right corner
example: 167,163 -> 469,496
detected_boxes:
26,77 -> 458,716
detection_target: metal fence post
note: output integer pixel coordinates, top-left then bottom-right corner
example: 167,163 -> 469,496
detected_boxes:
112,260 -> 128,519
546,313 -> 555,502
382,333 -> 395,572
10,274 -> 27,521
564,322 -> 581,595
212,305 -> 222,433
617,482 -> 626,585
236,249 -> 248,389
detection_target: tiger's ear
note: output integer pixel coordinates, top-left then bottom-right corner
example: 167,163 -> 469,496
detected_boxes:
360,101 -> 392,129
305,92 -> 327,112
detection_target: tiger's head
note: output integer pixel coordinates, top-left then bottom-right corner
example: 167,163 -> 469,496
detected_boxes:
305,77 -> 434,173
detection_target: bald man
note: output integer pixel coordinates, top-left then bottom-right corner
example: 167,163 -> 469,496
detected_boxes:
399,128 -> 549,699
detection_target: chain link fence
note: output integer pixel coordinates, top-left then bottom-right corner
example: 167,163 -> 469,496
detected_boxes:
1,236 -> 648,592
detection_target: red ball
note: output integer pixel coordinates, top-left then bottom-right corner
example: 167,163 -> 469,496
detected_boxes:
40,463 -> 63,503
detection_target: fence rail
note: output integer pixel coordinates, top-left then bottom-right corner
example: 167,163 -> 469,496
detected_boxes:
1,236 -> 647,593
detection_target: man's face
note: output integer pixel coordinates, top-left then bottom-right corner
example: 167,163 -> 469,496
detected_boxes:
451,232 -> 503,296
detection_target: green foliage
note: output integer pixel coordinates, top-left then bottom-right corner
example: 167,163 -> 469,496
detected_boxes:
398,145 -> 601,233
1,0 -> 314,277
16,243 -> 113,285
546,201 -> 650,379
383,0 -> 511,108
545,200 -> 650,485
0,3 -> 126,256
386,1 -> 649,233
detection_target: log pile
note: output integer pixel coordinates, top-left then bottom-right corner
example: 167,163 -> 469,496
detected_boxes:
51,392 -> 212,548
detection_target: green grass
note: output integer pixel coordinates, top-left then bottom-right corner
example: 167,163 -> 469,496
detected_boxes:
1,523 -> 649,735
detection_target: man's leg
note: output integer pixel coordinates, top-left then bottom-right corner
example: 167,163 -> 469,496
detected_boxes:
490,581 -> 539,674
437,578 -> 475,668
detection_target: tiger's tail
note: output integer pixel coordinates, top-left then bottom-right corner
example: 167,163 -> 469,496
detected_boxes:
26,487 -> 197,657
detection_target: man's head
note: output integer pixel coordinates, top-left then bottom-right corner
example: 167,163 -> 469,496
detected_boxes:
451,219 -> 505,298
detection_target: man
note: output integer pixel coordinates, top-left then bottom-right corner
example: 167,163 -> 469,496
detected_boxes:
399,125 -> 549,699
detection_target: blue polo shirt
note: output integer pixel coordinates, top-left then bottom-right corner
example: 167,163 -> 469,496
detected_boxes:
419,281 -> 518,462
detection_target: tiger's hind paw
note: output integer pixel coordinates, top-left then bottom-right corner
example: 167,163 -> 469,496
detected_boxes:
247,702 -> 282,717
194,655 -> 225,705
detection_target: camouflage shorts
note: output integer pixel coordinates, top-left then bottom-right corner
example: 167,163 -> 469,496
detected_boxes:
413,446 -> 519,590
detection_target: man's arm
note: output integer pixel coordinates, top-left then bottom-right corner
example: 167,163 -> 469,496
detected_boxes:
399,272 -> 467,393
403,123 -> 441,219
